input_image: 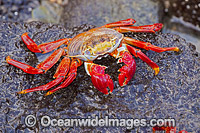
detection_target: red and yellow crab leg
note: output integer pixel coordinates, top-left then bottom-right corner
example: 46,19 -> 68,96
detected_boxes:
110,48 -> 136,87
122,43 -> 160,75
113,23 -> 163,33
17,57 -> 70,94
123,37 -> 179,53
21,33 -> 71,53
45,59 -> 82,96
37,48 -> 65,72
6,48 -> 64,74
102,18 -> 136,28
84,62 -> 114,95
6,56 -> 44,74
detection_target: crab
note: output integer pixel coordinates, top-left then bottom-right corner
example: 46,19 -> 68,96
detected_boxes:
6,18 -> 179,96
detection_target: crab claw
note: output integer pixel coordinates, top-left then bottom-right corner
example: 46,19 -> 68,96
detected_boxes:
85,62 -> 114,95
117,52 -> 136,86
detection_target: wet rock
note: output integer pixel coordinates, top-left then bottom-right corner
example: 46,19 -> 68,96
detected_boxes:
0,0 -> 40,22
32,1 -> 64,24
0,22 -> 199,132
158,0 -> 200,53
160,0 -> 200,27
61,0 -> 160,28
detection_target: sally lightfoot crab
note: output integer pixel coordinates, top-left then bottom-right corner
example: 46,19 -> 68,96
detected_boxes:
6,18 -> 179,95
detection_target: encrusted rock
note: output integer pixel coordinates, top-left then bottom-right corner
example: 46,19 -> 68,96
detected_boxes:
0,22 -> 199,132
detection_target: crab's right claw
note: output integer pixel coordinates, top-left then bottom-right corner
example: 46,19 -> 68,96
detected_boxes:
85,63 -> 114,95
91,71 -> 114,95
118,52 -> 136,86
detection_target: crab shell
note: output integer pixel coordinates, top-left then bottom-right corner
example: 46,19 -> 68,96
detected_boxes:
67,27 -> 123,61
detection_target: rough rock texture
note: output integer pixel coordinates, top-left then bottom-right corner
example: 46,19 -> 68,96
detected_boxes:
61,0 -> 160,28
0,22 -> 199,132
0,0 -> 40,22
159,0 -> 200,27
158,0 -> 200,53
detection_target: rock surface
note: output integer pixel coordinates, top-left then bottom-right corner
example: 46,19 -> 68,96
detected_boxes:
159,0 -> 200,53
61,0 -> 160,28
0,0 -> 40,22
160,0 -> 200,27
0,22 -> 199,132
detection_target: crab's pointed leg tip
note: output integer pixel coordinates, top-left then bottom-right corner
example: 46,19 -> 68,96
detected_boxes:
122,83 -> 127,87
17,90 -> 27,94
154,23 -> 164,31
168,47 -> 179,52
45,91 -> 53,96
154,67 -> 160,75
157,23 -> 163,28
6,56 -> 10,61
104,92 -> 109,95
174,47 -> 180,52
21,32 -> 28,36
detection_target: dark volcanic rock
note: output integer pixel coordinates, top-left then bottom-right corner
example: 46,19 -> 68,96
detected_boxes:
0,22 -> 199,132
61,0 -> 160,28
160,0 -> 200,27
0,0 -> 40,22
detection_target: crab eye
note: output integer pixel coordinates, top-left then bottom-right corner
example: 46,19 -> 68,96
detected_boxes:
84,50 -> 92,55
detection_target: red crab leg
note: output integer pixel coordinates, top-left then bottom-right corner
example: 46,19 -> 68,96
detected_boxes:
110,48 -> 136,86
6,48 -> 64,74
18,77 -> 64,94
37,48 -> 65,72
102,18 -> 136,28
53,57 -> 71,78
84,62 -> 114,95
124,43 -> 160,75
21,33 -> 70,53
123,37 -> 179,53
6,56 -> 44,74
113,23 -> 163,33
152,126 -> 176,133
17,57 -> 70,94
152,121 -> 177,133
45,59 -> 82,96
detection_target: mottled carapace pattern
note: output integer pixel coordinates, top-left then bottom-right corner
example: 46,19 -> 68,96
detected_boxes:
67,28 -> 123,61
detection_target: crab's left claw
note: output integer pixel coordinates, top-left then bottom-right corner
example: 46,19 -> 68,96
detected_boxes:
117,52 -> 136,86
84,62 -> 114,94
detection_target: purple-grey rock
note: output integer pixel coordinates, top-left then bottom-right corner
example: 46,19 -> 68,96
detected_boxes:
0,21 -> 199,132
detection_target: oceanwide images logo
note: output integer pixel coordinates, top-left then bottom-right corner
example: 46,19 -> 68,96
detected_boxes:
40,116 -> 148,128
25,115 -> 176,130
